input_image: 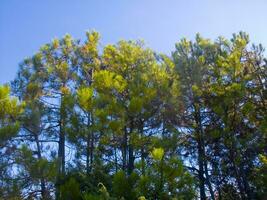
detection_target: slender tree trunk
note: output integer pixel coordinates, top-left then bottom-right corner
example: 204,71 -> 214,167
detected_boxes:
139,121 -> 145,175
56,93 -> 66,200
195,104 -> 215,200
201,135 -> 215,200
128,145 -> 134,175
122,127 -> 127,172
29,105 -> 49,199
59,116 -> 65,175
86,113 -> 94,174
56,117 -> 65,200
228,125 -> 246,200
34,132 -> 49,199
59,90 -> 66,175
86,69 -> 94,174
194,106 -> 206,200
86,132 -> 90,175
115,147 -> 118,173
90,130 -> 94,171
204,161 -> 215,200
36,138 -> 47,199
197,138 -> 206,200
128,122 -> 134,175
230,149 -> 246,200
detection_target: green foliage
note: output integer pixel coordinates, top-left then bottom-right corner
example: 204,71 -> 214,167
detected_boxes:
112,171 -> 138,200
60,178 -> 81,200
1,31 -> 266,200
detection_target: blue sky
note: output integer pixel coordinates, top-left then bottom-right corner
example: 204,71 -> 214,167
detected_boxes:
1,0 -> 267,84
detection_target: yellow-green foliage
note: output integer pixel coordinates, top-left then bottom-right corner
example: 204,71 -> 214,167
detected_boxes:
77,87 -> 94,111
151,147 -> 164,161
0,85 -> 24,145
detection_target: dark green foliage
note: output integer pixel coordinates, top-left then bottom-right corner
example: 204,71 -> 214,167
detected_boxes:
60,178 -> 82,200
112,171 -> 138,200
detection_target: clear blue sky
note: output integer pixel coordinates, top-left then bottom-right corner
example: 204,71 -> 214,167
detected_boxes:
1,0 -> 267,84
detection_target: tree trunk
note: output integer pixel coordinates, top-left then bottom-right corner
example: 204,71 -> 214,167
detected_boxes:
115,147 -> 118,173
128,144 -> 134,175
194,105 -> 206,200
34,131 -> 49,199
59,117 -> 65,175
197,138 -> 207,200
194,104 -> 215,200
86,132 -> 90,175
139,121 -> 145,175
86,113 -> 94,174
204,161 -> 215,200
122,127 -> 127,172
56,94 -> 66,200
230,150 -> 246,200
30,106 -> 49,199
90,130 -> 94,171
128,122 -> 134,175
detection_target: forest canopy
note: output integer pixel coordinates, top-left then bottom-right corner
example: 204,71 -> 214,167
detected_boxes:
0,31 -> 266,200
